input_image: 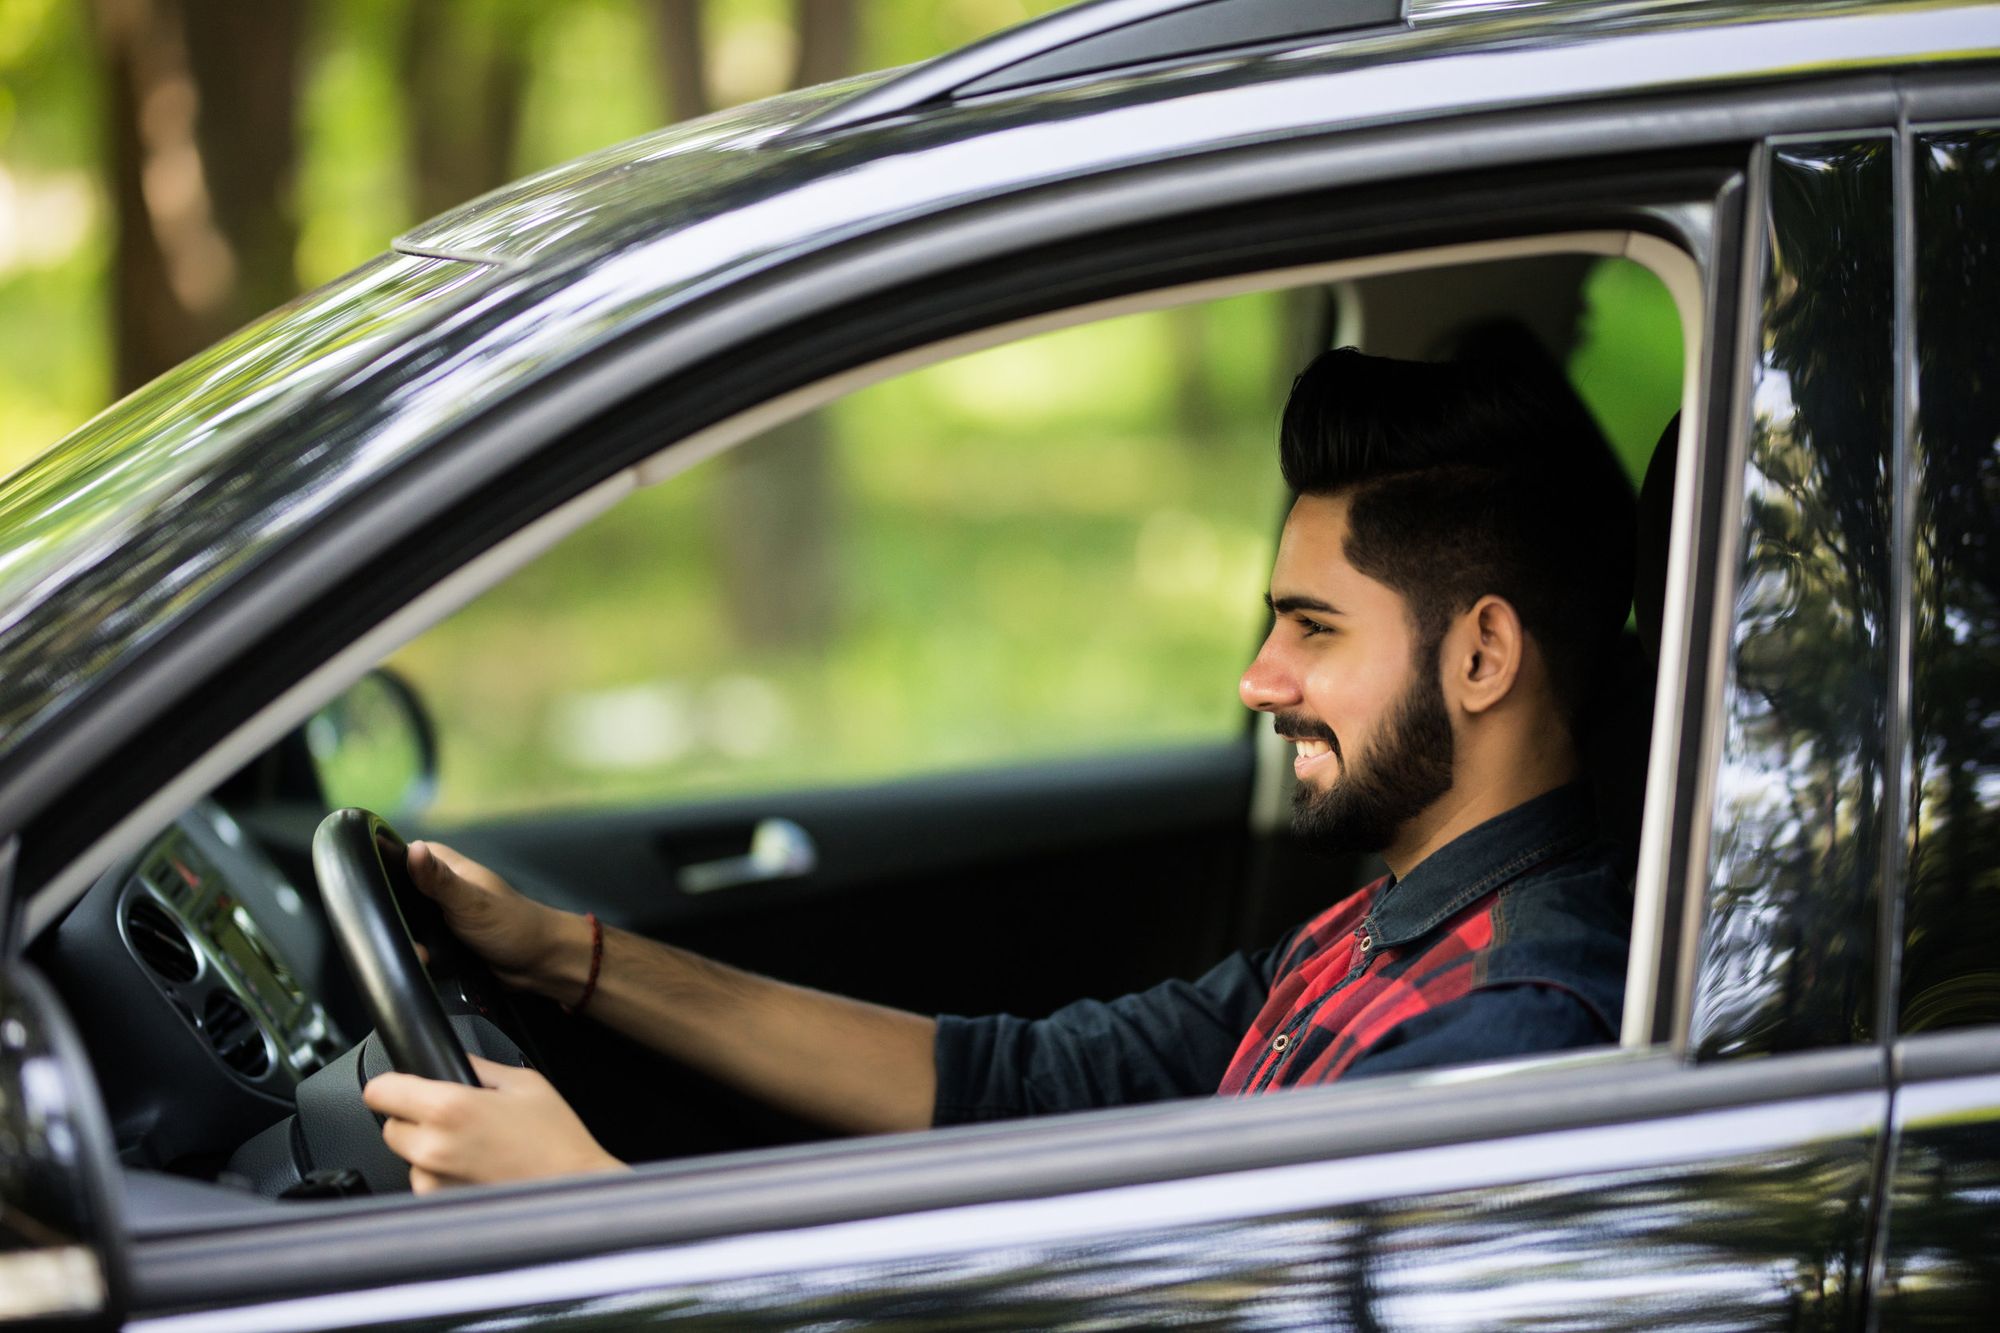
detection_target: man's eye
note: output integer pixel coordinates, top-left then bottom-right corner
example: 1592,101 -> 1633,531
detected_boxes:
1298,618 -> 1334,638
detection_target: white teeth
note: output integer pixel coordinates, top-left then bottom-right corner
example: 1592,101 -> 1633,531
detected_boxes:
1294,740 -> 1330,759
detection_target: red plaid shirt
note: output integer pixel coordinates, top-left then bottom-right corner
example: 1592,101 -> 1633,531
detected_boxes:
1217,876 -> 1498,1093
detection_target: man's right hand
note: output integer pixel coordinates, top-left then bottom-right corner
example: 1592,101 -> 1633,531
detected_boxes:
406,841 -> 583,998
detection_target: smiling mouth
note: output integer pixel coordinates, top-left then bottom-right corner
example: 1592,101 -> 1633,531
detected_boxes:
1276,717 -> 1341,779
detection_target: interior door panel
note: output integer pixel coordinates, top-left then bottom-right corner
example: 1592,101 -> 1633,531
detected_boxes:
428,741 -> 1256,1158
437,740 -> 1255,1017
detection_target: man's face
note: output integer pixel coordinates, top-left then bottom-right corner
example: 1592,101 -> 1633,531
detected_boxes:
1239,492 -> 1455,856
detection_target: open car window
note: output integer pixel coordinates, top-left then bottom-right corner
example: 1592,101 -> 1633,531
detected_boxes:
377,254 -> 1684,826
316,242 -> 1694,1174
378,290 -> 1303,820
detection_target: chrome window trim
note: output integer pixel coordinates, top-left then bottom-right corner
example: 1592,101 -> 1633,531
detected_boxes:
1619,225 -> 1715,1051
1880,119 -> 1919,1049
1893,1025 -> 2000,1084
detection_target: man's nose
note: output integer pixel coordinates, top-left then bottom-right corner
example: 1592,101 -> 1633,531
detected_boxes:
1239,639 -> 1300,713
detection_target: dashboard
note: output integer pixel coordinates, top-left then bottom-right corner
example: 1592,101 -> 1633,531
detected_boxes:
35,800 -> 350,1173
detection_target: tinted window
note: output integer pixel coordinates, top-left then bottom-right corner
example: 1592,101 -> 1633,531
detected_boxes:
1902,127 -> 2000,1035
1692,140 -> 1895,1058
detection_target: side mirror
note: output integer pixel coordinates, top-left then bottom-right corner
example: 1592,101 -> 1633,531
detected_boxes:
0,961 -> 125,1330
304,668 -> 438,821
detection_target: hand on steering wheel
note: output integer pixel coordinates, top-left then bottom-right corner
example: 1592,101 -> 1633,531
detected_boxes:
310,809 -> 617,1193
312,808 -> 482,1086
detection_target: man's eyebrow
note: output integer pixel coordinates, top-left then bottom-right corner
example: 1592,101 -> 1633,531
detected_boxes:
1266,593 -> 1343,616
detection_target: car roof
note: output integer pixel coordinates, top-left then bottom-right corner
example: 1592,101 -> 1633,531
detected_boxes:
393,0 -> 1982,271
0,0 -> 1992,827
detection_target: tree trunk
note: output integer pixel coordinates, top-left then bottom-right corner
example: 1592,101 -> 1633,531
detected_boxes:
713,414 -> 842,650
707,0 -> 859,652
1167,303 -> 1222,446
644,0 -> 712,122
400,4 -> 533,223
792,0 -> 858,90
90,0 -> 303,393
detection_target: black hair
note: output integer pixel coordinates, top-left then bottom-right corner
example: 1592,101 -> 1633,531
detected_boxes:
1279,347 -> 1637,739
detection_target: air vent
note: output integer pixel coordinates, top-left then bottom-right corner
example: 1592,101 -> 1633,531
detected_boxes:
201,992 -> 270,1079
126,894 -> 198,984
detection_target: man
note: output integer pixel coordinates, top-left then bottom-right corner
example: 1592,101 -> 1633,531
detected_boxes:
363,348 -> 1636,1193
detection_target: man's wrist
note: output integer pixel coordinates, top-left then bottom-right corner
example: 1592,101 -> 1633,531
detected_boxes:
529,908 -> 598,1004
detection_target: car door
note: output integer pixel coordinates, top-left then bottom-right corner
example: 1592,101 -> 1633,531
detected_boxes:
119,128 -> 1899,1330
1873,120 -> 2000,1330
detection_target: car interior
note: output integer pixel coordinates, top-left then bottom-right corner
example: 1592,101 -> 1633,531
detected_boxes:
24,230 -> 1698,1227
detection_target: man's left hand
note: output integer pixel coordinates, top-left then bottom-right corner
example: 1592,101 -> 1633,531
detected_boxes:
363,1055 -> 627,1194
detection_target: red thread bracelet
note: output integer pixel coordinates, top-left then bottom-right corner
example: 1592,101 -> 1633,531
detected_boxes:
563,912 -> 603,1015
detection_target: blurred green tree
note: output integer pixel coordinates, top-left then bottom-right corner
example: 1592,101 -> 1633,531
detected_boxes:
0,0 -> 1072,475
88,0 -> 304,391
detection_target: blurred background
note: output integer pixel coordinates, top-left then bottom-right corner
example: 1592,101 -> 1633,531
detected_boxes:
0,0 -> 1071,475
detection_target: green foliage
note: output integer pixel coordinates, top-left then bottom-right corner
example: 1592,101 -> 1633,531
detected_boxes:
1566,257 -> 1683,486
296,0 -> 414,286
862,0 -> 1069,70
0,0 -> 1085,477
515,1 -> 665,174
0,0 -> 107,473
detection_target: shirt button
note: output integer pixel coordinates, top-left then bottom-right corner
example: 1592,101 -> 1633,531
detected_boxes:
1271,1033 -> 1290,1053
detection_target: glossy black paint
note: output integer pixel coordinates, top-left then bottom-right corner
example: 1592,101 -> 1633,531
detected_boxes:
0,254 -> 495,780
227,1091 -> 1882,1331
1870,122 -> 2000,1333
0,964 -> 118,1325
1692,138 -> 1896,1059
1877,1045 -> 2000,1330
1902,127 -> 2000,1036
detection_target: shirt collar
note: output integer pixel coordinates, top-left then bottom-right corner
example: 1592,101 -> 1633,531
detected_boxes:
1366,782 -> 1598,949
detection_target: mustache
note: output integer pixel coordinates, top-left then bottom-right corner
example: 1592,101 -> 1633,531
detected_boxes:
1273,712 -> 1341,761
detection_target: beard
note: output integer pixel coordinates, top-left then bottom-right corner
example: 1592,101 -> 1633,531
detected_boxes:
1283,654 -> 1456,857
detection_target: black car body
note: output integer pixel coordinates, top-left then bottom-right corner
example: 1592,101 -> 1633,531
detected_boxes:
3,0 -> 1998,1327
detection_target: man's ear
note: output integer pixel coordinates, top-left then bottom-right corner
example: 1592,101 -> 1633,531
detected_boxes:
1444,595 -> 1524,716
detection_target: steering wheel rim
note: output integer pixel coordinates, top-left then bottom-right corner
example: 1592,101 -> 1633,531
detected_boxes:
311,808 -> 479,1086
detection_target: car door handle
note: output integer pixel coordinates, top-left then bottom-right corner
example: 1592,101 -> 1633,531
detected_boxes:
676,819 -> 818,894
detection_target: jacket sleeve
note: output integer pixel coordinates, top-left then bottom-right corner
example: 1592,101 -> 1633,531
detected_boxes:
932,937 -> 1291,1126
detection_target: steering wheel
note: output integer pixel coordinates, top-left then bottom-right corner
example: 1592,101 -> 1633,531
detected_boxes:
310,808 -> 484,1085
223,808 -> 544,1195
